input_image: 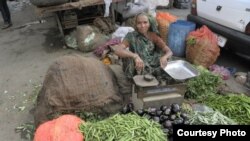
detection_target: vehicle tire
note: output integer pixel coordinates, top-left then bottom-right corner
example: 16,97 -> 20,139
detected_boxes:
173,2 -> 190,9
176,0 -> 190,3
30,0 -> 69,7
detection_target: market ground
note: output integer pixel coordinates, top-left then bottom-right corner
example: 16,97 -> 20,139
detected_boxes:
0,2 -> 249,141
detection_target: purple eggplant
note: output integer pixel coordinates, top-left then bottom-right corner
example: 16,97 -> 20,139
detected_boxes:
163,108 -> 171,116
136,109 -> 144,116
171,103 -> 181,113
163,120 -> 172,129
160,105 -> 168,111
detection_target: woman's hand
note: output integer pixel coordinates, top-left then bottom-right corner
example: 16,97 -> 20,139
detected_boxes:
134,55 -> 144,72
160,55 -> 170,68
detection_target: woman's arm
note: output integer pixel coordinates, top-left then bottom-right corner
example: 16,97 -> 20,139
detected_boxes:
111,42 -> 138,59
151,33 -> 173,68
111,41 -> 144,71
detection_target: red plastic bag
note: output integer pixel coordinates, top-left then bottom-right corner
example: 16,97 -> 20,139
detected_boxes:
156,12 -> 177,23
34,115 -> 84,141
156,12 -> 177,44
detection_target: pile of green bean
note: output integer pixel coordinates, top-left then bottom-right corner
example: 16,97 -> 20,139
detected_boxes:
79,113 -> 167,141
200,93 -> 250,124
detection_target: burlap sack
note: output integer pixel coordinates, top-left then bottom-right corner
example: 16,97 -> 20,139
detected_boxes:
124,16 -> 136,28
76,25 -> 109,52
157,19 -> 170,44
186,38 -> 220,68
109,64 -> 132,95
34,55 -> 122,126
93,17 -> 116,34
186,26 -> 220,68
156,12 -> 177,45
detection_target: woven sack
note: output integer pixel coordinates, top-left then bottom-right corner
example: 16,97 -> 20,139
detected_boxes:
186,26 -> 220,68
156,12 -> 177,44
124,16 -> 136,28
34,55 -> 122,126
157,19 -> 170,44
76,25 -> 109,52
93,17 -> 116,34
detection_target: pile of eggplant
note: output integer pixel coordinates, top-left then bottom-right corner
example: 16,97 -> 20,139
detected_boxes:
121,103 -> 189,137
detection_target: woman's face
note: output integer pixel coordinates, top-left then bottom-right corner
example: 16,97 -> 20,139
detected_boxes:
136,14 -> 150,35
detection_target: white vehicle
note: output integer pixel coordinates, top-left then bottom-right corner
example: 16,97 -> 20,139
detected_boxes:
187,0 -> 250,59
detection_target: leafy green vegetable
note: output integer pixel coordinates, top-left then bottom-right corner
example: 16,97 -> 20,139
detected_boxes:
189,110 -> 236,125
79,113 -> 167,141
15,123 -> 35,140
47,110 -> 107,123
186,37 -> 196,46
185,66 -> 221,99
198,93 -> 250,124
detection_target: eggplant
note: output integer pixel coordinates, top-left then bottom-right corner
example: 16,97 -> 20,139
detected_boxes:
121,105 -> 129,114
169,114 -> 176,121
163,108 -> 171,116
152,116 -> 160,123
162,128 -> 169,134
160,115 -> 168,123
171,103 -> 181,113
163,120 -> 172,129
168,128 -> 173,135
156,110 -> 163,116
147,107 -> 157,113
180,113 -> 188,120
136,109 -> 144,116
127,103 -> 134,112
160,105 -> 168,111
149,112 -> 156,116
173,117 -> 184,125
183,120 -> 190,125
147,107 -> 157,116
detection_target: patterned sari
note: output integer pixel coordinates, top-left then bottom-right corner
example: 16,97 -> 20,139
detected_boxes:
122,14 -> 170,81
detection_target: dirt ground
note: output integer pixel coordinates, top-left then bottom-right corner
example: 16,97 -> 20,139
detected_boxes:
0,1 -> 249,141
0,2 -> 82,140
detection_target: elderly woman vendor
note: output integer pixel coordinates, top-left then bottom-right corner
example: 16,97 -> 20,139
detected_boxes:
113,13 -> 173,80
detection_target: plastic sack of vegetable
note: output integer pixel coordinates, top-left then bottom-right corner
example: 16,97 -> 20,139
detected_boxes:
186,26 -> 220,68
76,25 -> 109,53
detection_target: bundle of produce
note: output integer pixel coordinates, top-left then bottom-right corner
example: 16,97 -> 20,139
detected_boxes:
188,110 -> 236,125
121,103 -> 189,137
79,113 -> 166,141
76,25 -> 109,53
186,26 -> 220,68
199,93 -> 250,124
156,12 -> 177,44
209,64 -> 231,80
34,115 -> 84,141
185,66 -> 221,99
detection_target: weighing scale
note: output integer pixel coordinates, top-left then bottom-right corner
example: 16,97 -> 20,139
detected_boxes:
132,60 -> 199,110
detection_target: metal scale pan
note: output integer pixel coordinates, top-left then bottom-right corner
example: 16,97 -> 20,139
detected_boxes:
164,60 -> 199,81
